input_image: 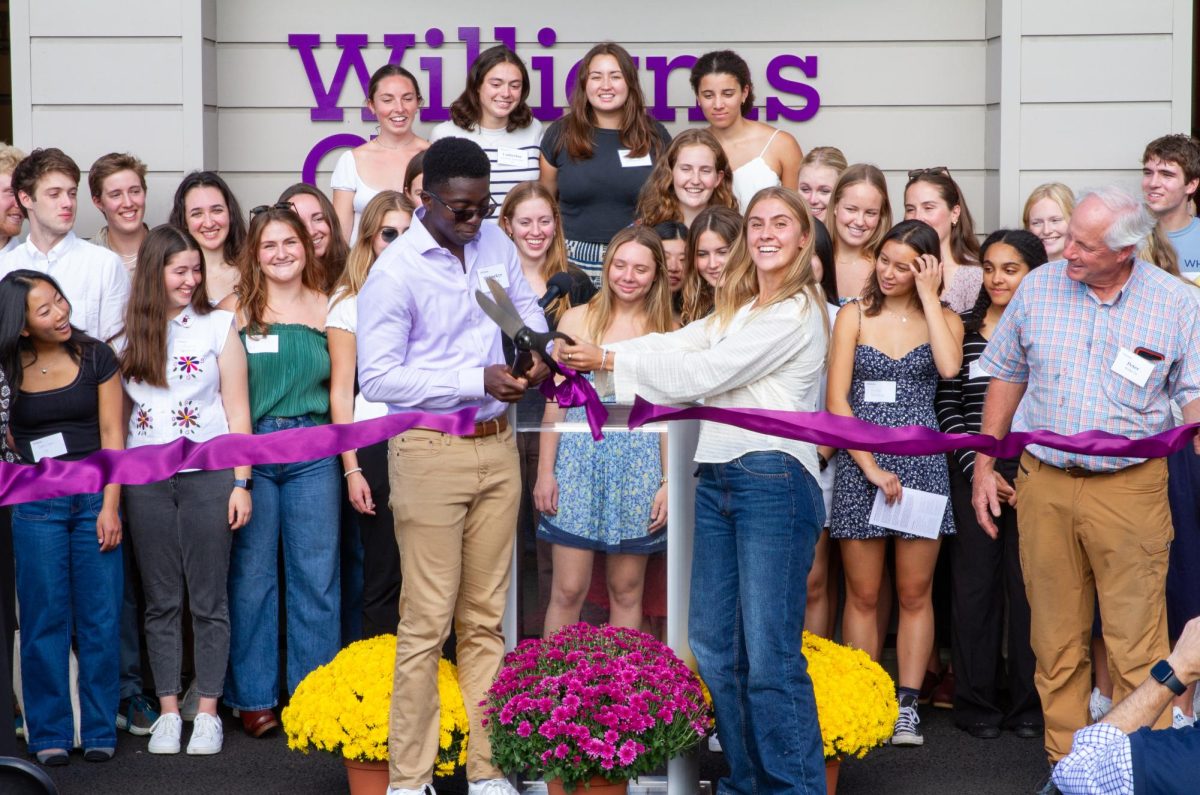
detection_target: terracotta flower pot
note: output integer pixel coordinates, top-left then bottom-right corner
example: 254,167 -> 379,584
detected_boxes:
344,758 -> 390,795
826,757 -> 841,794
546,775 -> 629,795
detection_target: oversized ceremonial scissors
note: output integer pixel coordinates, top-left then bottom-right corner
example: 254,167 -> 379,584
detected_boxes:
474,277 -> 575,378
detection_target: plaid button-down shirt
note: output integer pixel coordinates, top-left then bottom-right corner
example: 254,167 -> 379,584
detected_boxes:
980,259 -> 1200,472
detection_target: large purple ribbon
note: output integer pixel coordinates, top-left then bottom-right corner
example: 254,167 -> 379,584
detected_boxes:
539,367 -> 609,440
0,409 -> 477,507
627,398 -> 1200,459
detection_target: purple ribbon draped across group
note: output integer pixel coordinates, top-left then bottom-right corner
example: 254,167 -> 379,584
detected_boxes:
3,379 -> 1197,507
0,410 -> 477,507
626,397 -> 1200,460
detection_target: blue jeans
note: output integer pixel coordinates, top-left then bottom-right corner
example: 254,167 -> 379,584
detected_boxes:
225,416 -> 341,710
11,492 -> 122,752
689,452 -> 826,795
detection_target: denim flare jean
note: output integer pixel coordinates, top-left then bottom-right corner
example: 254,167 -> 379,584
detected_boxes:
689,451 -> 826,795
225,415 -> 341,710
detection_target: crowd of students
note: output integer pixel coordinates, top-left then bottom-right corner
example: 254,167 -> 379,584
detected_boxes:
0,39 -> 1198,795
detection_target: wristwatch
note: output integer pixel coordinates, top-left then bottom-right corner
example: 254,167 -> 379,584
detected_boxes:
1151,659 -> 1186,696
233,478 -> 254,492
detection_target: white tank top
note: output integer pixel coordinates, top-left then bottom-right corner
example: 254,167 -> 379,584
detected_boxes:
731,129 -> 782,210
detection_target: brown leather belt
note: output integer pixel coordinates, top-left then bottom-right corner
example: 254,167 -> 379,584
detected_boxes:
462,416 -> 508,438
414,415 -> 508,438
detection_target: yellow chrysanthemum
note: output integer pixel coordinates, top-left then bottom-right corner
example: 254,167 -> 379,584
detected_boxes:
802,631 -> 898,760
282,634 -> 469,770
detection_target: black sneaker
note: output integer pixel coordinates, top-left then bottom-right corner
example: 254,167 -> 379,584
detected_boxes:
116,693 -> 160,736
891,696 -> 924,746
1034,764 -> 1060,795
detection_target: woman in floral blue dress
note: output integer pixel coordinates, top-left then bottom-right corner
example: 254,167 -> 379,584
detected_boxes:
535,225 -> 675,635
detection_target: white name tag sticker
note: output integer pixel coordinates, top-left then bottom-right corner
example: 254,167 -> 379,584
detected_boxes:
1111,347 -> 1153,387
477,264 -> 510,292
968,360 -> 990,381
29,432 -> 68,462
863,381 -> 897,403
618,149 -> 652,168
496,147 -> 527,168
245,334 -> 279,354
172,339 -> 205,359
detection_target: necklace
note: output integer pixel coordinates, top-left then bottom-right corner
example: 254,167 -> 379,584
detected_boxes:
40,367 -> 48,374
373,136 -> 411,151
885,308 -> 915,323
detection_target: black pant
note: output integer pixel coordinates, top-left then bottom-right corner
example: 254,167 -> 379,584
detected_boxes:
949,461 -> 1042,728
358,441 -> 401,638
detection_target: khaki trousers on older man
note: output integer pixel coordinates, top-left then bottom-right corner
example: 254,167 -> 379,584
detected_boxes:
386,425 -> 519,787
1015,452 -> 1173,763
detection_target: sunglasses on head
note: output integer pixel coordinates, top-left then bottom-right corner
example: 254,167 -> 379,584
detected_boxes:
379,226 -> 400,244
249,201 -> 297,220
424,190 -> 498,222
907,167 -> 951,183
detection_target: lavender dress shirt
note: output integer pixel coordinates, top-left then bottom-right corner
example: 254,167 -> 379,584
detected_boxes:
357,208 -> 548,422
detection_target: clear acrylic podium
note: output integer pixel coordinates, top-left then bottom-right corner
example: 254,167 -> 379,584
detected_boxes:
503,403 -> 708,794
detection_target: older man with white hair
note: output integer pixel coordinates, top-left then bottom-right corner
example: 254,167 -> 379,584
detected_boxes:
970,186 -> 1200,793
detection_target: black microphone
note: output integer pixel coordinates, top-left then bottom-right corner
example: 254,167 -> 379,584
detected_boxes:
538,272 -> 576,309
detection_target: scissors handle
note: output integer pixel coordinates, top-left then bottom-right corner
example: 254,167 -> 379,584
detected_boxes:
512,330 -> 575,378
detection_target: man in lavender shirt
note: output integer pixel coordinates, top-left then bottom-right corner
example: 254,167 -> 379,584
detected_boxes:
357,138 -> 548,795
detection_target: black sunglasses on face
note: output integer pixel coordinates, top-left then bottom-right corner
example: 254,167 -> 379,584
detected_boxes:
249,201 -> 297,220
424,190 -> 497,222
379,226 -> 400,243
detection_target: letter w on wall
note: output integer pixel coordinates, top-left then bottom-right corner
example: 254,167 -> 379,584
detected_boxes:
289,34 -> 418,122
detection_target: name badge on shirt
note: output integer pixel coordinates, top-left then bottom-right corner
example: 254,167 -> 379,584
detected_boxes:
29,432 -> 68,463
477,264 -> 510,292
496,147 -> 527,168
1111,347 -> 1153,387
172,339 -> 205,359
245,334 -> 279,354
863,381 -> 897,403
618,149 -> 652,168
968,360 -> 990,381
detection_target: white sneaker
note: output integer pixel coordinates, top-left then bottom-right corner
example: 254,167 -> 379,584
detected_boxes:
1172,706 -> 1196,730
179,680 -> 199,722
708,733 -> 723,753
1088,687 -> 1112,723
187,712 -> 224,755
387,786 -> 436,795
147,713 -> 183,754
468,780 -> 520,795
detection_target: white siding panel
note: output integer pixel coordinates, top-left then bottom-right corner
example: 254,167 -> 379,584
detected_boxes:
1020,0 -> 1174,36
1019,103 -> 1172,171
30,39 -> 184,105
218,0 -> 986,43
30,107 -> 186,171
1021,35 -> 1173,104
29,0 -> 182,37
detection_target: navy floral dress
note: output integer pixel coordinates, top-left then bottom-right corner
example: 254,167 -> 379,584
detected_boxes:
830,340 -> 956,540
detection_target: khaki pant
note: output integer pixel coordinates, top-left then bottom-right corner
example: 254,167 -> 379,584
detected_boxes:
386,426 -> 519,787
1015,452 -> 1172,762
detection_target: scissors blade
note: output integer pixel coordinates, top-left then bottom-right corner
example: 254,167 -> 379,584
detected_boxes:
474,290 -> 526,339
486,277 -> 524,321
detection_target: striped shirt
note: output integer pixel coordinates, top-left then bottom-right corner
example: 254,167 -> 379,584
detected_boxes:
934,330 -> 989,476
429,120 -> 543,219
979,259 -> 1200,472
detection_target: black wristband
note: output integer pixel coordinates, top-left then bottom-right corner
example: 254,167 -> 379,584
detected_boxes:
1151,660 -> 1186,696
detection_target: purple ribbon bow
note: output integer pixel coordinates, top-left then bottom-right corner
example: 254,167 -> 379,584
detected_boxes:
539,366 -> 609,440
